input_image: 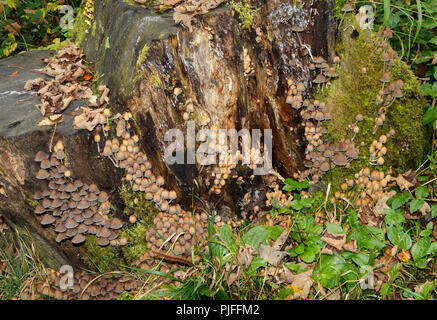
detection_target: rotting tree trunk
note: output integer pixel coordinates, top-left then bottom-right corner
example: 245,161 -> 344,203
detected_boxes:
81,0 -> 335,215
0,0 -> 334,268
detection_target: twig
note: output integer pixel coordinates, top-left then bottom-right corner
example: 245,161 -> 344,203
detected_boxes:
8,65 -> 46,75
150,249 -> 194,266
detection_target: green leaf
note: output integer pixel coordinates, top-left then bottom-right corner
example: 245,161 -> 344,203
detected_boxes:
246,256 -> 266,274
429,242 -> 437,255
413,0 -> 422,44
383,0 -> 391,29
389,191 -> 412,209
241,225 -> 284,250
384,208 -> 406,226
386,225 -> 412,250
415,185 -> 430,199
285,263 -> 307,274
352,226 -> 385,251
217,224 -> 236,253
300,244 -> 320,263
282,178 -> 309,192
411,237 -> 431,268
423,106 -> 437,125
410,199 -> 425,213
431,205 -> 437,218
326,223 -> 344,234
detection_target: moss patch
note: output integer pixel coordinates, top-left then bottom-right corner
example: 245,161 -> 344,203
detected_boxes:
318,19 -> 429,187
71,0 -> 91,47
118,182 -> 158,264
80,235 -> 122,272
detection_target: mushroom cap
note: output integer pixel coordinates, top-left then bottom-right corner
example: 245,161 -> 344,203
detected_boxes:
36,169 -> 50,180
110,218 -> 123,230
98,237 -> 109,246
34,151 -> 49,162
86,192 -> 98,202
380,72 -> 391,83
54,150 -> 66,160
291,25 -> 304,32
77,199 -> 90,210
320,162 -> 330,172
72,233 -> 86,244
64,183 -> 77,193
332,153 -> 348,166
341,3 -> 353,12
34,203 -> 46,215
65,218 -> 79,229
313,74 -> 327,84
40,159 -> 51,169
40,214 -> 56,226
98,191 -> 109,203
312,56 -> 326,64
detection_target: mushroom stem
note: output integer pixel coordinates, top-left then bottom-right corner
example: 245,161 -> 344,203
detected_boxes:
107,155 -> 118,167
301,44 -> 314,60
96,142 -> 101,154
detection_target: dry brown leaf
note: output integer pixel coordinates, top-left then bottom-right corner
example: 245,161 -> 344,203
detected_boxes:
321,232 -> 346,254
259,244 -> 286,266
373,190 -> 397,216
3,22 -> 22,36
73,107 -> 104,131
278,268 -> 313,300
419,202 -> 431,216
272,230 -> 288,250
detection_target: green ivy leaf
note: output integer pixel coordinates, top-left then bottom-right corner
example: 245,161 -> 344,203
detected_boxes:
411,237 -> 431,268
410,199 -> 425,213
241,225 -> 284,250
386,225 -> 412,250
415,185 -> 430,199
384,208 -> 406,226
431,205 -> 437,218
326,223 -> 344,234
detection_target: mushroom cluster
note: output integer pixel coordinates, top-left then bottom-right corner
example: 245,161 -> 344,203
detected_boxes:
369,130 -> 395,166
101,112 -> 181,220
82,0 -> 95,32
145,210 -> 209,257
369,27 -> 405,124
33,140 -> 124,247
20,268 -> 141,300
309,55 -> 339,89
265,181 -> 293,208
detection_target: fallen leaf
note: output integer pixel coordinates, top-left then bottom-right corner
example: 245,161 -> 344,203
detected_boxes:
272,230 -> 288,250
373,190 -> 396,216
278,268 -> 313,300
83,73 -> 93,81
321,232 -> 346,254
8,70 -> 19,77
397,249 -> 411,263
259,244 -> 286,266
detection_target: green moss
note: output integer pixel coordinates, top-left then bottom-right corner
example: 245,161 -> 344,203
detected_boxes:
71,0 -> 91,47
80,235 -> 122,272
92,21 -> 97,37
136,43 -> 150,70
229,0 -> 259,30
318,19 -> 429,187
118,182 -> 158,263
150,71 -> 161,88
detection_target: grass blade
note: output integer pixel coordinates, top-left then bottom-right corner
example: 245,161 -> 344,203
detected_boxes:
383,0 -> 391,28
413,0 -> 422,44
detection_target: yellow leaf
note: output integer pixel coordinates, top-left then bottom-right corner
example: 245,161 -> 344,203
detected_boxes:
397,249 -> 411,263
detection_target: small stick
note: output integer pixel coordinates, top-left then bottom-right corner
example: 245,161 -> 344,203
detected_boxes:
151,249 -> 194,266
